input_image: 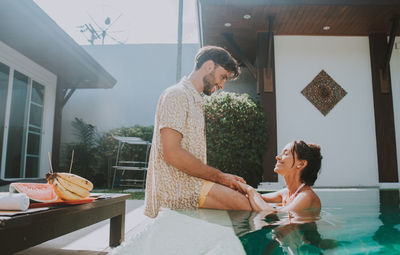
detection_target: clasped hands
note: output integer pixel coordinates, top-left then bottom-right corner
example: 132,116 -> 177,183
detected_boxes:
217,172 -> 254,194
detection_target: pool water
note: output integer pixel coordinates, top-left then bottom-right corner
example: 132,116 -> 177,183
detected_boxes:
112,189 -> 400,255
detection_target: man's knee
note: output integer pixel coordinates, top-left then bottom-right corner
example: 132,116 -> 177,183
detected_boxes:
203,184 -> 251,211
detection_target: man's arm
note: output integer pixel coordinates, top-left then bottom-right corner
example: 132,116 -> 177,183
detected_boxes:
161,127 -> 246,190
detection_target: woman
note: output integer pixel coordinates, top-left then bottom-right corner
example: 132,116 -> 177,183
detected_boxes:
239,140 -> 322,213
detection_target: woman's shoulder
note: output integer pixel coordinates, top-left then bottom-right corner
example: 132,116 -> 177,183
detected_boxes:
302,188 -> 321,208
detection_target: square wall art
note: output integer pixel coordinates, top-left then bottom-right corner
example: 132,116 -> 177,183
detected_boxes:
301,70 -> 347,116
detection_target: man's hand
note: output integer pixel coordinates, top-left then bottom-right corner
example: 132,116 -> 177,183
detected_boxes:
235,180 -> 251,194
217,173 -> 246,192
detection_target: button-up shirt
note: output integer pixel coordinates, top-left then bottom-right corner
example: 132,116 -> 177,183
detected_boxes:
145,77 -> 207,218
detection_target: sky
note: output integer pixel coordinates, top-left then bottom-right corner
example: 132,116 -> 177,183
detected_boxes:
33,0 -> 199,45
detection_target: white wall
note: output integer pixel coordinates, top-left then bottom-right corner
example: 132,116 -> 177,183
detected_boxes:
61,44 -> 199,143
274,36 -> 379,187
0,41 -> 57,178
391,36 -> 400,182
62,40 -> 396,187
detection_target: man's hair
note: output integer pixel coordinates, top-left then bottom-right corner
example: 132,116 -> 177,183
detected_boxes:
194,46 -> 239,79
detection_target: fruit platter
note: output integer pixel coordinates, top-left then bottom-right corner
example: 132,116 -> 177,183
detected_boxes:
2,151 -> 97,210
9,172 -> 95,208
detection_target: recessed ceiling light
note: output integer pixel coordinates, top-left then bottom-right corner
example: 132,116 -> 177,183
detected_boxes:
224,23 -> 231,27
243,14 -> 251,20
323,26 -> 331,31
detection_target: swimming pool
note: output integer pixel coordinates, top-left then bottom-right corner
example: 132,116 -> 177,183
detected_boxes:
111,189 -> 400,255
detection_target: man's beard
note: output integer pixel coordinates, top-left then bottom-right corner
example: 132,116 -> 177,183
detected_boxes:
203,72 -> 216,96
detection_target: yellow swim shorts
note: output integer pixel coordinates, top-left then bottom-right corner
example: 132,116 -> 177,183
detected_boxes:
198,180 -> 215,208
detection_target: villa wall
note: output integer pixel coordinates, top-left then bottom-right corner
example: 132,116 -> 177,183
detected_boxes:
62,43 -> 259,144
62,39 -> 399,187
61,44 -> 200,143
391,36 -> 400,182
274,36 -> 379,187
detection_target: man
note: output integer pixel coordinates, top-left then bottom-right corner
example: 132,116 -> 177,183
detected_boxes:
144,46 -> 252,218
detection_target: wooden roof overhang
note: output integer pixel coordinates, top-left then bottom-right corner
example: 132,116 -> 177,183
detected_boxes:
0,0 -> 117,89
198,0 -> 400,183
197,0 -> 400,66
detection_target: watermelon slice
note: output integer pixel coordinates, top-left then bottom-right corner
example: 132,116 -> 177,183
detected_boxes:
9,183 -> 58,203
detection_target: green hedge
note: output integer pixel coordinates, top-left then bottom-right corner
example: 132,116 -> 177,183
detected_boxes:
63,93 -> 267,188
61,118 -> 153,188
205,92 -> 268,187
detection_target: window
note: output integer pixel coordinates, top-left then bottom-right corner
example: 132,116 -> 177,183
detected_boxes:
5,71 -> 29,178
26,81 -> 44,177
1,66 -> 45,178
0,62 -> 10,170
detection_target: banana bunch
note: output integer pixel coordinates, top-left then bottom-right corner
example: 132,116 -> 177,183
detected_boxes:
46,173 -> 93,201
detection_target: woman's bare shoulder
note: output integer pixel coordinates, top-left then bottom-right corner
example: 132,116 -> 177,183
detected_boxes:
303,188 -> 321,208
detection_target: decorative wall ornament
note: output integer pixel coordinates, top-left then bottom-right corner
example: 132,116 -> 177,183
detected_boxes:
301,70 -> 347,116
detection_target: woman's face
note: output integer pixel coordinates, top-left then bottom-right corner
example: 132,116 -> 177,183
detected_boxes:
274,142 -> 297,176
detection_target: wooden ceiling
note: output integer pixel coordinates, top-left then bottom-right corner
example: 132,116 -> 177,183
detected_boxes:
198,0 -> 400,64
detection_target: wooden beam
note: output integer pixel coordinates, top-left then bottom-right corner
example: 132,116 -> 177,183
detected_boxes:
383,17 -> 399,77
264,16 -> 275,92
222,33 -> 257,79
63,88 -> 75,107
199,0 -> 400,6
369,33 -> 399,182
52,83 -> 64,170
257,32 -> 278,182
266,16 -> 274,74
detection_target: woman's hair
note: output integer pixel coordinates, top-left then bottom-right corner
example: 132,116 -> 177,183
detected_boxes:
291,140 -> 322,186
194,46 -> 240,79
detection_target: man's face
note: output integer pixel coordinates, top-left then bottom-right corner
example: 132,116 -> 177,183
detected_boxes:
203,65 -> 230,96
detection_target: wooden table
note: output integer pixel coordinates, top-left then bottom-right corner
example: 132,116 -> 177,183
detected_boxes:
0,193 -> 130,254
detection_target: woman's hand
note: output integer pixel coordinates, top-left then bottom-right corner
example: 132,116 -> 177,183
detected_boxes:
235,180 -> 251,194
236,182 -> 276,212
217,173 -> 246,191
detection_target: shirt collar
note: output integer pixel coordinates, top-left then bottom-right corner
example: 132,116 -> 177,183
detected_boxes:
181,76 -> 204,104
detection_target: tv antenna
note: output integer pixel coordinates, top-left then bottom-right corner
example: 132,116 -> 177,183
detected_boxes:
78,5 -> 128,45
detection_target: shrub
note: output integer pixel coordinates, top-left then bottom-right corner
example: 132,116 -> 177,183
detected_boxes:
61,119 -> 153,188
61,118 -> 99,181
95,125 -> 153,188
205,92 -> 268,187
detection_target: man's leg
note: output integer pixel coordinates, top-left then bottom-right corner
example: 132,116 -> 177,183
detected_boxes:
200,183 -> 252,211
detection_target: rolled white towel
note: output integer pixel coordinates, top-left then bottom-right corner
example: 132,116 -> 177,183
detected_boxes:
0,193 -> 30,211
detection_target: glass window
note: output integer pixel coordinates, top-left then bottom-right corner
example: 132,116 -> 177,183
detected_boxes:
0,62 -> 10,170
25,155 -> 39,178
27,132 -> 41,155
29,104 -> 43,128
2,71 -> 45,179
5,71 -> 29,178
26,81 -> 44,177
31,81 -> 44,105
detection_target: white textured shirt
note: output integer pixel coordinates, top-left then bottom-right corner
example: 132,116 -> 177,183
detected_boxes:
144,77 -> 207,218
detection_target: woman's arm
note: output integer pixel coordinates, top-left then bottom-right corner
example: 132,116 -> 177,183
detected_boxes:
278,190 -> 320,213
237,182 -> 276,211
237,181 -> 321,215
248,188 -> 276,211
261,189 -> 285,203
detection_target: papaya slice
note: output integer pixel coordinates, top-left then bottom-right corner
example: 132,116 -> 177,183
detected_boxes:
9,183 -> 58,203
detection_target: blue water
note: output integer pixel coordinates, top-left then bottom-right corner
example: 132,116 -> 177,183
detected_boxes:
112,188 -> 400,255
231,189 -> 400,255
